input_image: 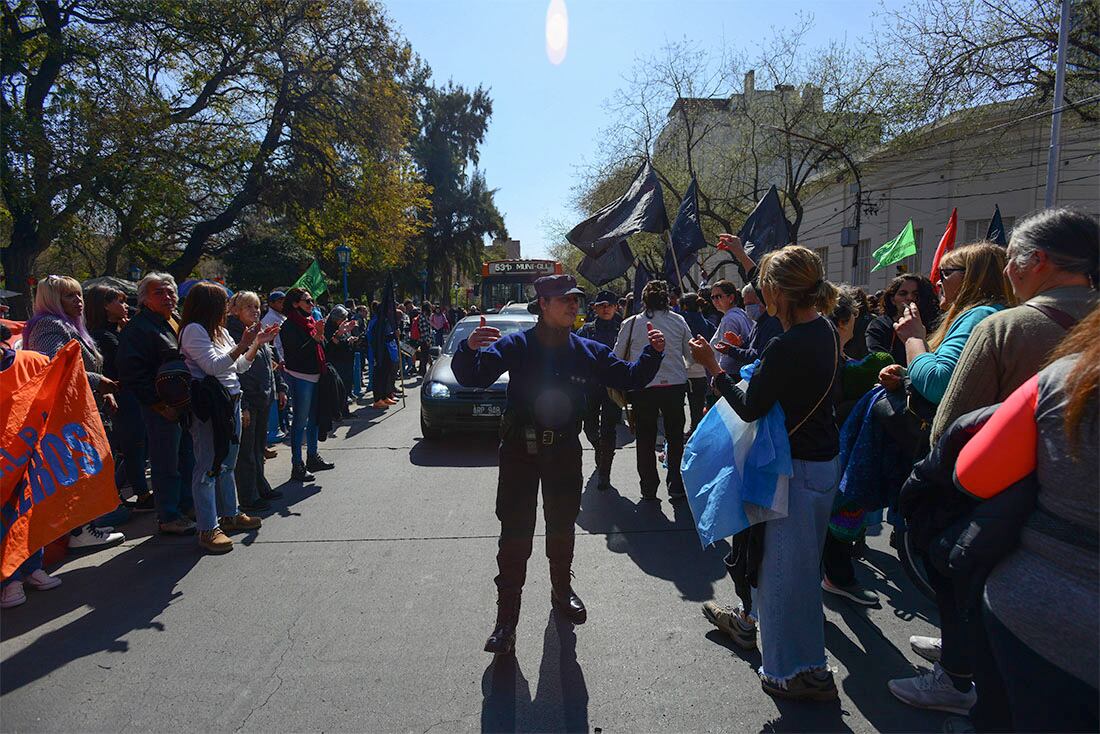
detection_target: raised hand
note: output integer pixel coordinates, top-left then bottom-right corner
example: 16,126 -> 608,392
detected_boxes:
256,323 -> 281,345
722,330 -> 742,347
689,335 -> 721,374
645,321 -> 665,352
467,315 -> 501,350
716,233 -> 744,254
240,322 -> 260,348
879,363 -> 906,391
893,302 -> 926,342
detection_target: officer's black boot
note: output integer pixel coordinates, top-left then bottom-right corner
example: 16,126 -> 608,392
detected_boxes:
550,564 -> 587,625
484,590 -> 521,655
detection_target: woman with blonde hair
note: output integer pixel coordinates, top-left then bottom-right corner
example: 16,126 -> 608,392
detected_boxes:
23,275 -> 126,553
691,237 -> 843,701
882,241 -> 1015,404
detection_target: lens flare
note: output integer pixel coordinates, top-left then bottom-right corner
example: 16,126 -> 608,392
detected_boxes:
545,0 -> 568,65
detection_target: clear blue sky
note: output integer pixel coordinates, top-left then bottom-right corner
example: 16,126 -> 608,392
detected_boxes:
385,0 -> 884,259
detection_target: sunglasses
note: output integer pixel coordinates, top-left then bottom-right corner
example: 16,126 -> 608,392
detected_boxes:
939,267 -> 965,278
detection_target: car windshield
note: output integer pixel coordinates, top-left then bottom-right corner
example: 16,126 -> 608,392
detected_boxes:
444,320 -> 530,355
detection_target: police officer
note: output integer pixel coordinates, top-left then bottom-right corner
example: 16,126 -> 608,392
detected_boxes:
453,274 -> 666,655
578,290 -> 623,490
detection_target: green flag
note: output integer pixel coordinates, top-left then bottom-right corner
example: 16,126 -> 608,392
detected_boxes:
872,220 -> 917,272
293,259 -> 328,296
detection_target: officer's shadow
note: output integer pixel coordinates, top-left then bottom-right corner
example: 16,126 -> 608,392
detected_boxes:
480,612 -> 588,733
575,469 -> 728,603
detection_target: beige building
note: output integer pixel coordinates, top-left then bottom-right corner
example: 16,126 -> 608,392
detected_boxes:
795,102 -> 1099,291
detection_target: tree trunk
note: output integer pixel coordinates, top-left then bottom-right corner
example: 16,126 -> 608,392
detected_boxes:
1,227 -> 41,319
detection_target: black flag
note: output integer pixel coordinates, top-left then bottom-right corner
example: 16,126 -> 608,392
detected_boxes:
986,205 -> 1008,246
578,239 -> 634,286
739,185 -> 792,266
664,178 -> 708,286
567,160 -> 670,257
631,260 -> 652,315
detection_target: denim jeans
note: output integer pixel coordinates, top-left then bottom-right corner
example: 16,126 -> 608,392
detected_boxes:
285,373 -> 319,465
752,457 -> 840,685
189,399 -> 242,533
1,549 -> 43,587
266,400 -> 281,443
350,352 -> 363,397
142,406 -> 195,523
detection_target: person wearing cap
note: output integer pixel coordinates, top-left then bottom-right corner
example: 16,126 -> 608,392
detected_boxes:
453,274 -> 667,655
578,290 -> 623,490
260,290 -> 287,362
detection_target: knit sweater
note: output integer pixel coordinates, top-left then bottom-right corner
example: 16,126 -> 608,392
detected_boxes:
931,286 -> 1097,443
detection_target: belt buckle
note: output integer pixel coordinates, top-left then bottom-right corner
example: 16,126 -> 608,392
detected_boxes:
541,430 -> 554,446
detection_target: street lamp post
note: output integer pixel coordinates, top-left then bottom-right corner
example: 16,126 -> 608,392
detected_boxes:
335,245 -> 351,303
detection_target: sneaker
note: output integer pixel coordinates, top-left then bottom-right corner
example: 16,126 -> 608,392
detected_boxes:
263,447 -> 278,460
761,669 -> 839,702
305,454 -> 334,472
1,581 -> 26,609
291,463 -> 315,482
68,524 -> 125,552
158,517 -> 197,535
701,601 -> 757,650
25,569 -> 61,591
220,513 -> 262,532
888,663 -> 976,716
371,401 -> 391,409
822,577 -> 880,606
128,492 -> 156,513
93,503 -> 132,529
910,635 -> 943,663
198,529 -> 233,554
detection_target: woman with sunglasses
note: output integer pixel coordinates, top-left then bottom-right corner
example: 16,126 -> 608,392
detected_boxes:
280,287 -> 336,482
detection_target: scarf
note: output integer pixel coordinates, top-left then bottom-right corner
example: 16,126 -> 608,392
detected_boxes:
285,307 -> 326,372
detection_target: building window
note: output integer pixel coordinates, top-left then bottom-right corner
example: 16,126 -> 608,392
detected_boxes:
965,216 -> 1015,243
814,246 -> 830,277
853,238 -> 871,285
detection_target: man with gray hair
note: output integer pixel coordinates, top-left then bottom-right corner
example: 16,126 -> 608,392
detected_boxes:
116,273 -> 196,535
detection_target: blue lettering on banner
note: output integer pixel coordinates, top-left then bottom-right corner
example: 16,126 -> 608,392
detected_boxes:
0,421 -> 105,542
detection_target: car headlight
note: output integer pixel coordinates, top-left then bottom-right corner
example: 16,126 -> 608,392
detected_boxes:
427,381 -> 451,399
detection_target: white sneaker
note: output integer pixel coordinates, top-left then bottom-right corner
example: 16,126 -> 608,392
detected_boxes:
25,569 -> 61,591
910,635 -> 943,663
888,663 -> 976,715
68,524 -> 124,551
1,581 -> 26,608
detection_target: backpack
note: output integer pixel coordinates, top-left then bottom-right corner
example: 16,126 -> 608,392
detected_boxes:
155,359 -> 192,411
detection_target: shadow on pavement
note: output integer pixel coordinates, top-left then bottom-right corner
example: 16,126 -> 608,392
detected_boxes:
409,433 -> 500,467
576,473 -> 728,602
860,547 -> 937,625
480,611 -> 588,733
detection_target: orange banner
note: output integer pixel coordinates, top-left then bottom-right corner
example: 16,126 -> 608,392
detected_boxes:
1,341 -> 118,578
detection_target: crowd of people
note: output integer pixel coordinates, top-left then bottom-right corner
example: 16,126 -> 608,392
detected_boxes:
0,205 -> 1096,732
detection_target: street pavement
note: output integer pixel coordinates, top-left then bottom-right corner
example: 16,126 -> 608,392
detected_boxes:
1,380 -> 949,733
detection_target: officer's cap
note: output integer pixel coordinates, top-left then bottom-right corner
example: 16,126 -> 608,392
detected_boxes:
592,290 -> 618,306
527,275 -> 584,314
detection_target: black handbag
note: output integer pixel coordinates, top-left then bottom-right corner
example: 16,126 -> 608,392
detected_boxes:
871,377 -> 934,455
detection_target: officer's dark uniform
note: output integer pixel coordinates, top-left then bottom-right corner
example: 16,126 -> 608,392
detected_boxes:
451,276 -> 662,654
578,290 -> 624,490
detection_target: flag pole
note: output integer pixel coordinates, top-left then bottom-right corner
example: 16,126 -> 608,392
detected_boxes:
663,230 -> 685,290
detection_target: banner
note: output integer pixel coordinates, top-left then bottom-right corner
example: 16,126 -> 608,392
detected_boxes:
293,259 -> 329,297
566,160 -> 669,257
1,342 -> 118,577
578,239 -> 633,286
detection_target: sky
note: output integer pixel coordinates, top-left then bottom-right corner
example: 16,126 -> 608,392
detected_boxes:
384,0 -> 887,260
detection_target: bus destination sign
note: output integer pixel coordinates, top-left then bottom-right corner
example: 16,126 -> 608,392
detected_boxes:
486,260 -> 557,276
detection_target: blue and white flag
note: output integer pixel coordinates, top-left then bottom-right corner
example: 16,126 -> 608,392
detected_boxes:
681,367 -> 793,547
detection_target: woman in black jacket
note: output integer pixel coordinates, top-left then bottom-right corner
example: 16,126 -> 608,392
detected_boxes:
864,274 -> 938,366
280,287 -> 335,481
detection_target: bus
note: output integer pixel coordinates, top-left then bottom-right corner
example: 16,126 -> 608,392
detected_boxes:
478,259 -> 562,312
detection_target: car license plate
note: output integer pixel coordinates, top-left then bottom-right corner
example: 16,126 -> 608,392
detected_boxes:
473,404 -> 502,417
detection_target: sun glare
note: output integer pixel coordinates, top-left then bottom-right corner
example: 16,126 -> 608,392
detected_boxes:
545,0 -> 568,65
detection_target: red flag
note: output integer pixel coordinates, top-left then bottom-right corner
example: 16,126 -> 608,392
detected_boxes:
1,341 -> 118,577
929,208 -> 958,289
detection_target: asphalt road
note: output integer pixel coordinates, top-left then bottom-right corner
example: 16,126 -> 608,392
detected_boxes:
1,381 -> 948,733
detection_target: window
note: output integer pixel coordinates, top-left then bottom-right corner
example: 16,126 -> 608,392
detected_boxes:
814,246 -> 830,277
853,238 -> 871,285
965,216 -> 1015,243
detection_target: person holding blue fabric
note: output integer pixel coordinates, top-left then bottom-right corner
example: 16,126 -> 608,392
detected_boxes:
879,242 -> 1014,405
452,274 -> 665,656
691,240 -> 843,702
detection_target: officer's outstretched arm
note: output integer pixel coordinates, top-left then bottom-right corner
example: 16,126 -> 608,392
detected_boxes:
451,335 -> 512,388
596,342 -> 663,391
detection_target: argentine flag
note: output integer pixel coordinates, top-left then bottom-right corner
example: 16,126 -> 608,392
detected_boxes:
681,370 -> 793,547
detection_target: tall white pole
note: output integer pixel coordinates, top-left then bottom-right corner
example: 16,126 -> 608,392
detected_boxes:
1045,0 -> 1072,208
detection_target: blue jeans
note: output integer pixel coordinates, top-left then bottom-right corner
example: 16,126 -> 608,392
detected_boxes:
1,549 -> 43,587
351,352 -> 363,397
267,400 -> 281,443
751,457 -> 840,685
189,400 -> 242,533
142,406 -> 195,523
285,373 -> 319,465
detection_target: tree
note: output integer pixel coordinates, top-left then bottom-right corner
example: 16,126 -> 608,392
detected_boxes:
409,82 -> 507,304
